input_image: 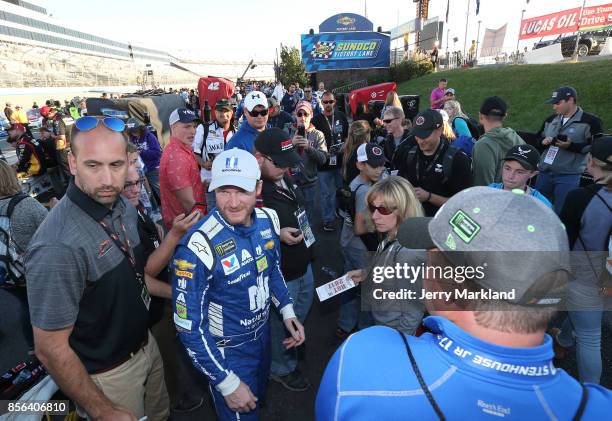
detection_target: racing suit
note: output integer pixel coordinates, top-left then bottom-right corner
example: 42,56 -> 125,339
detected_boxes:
316,316 -> 611,420
172,207 -> 295,420
15,135 -> 46,177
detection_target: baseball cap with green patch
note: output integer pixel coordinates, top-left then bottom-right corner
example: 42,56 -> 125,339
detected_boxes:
397,186 -> 571,305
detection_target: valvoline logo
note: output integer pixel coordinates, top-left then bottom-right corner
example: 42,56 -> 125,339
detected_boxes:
221,254 -> 240,275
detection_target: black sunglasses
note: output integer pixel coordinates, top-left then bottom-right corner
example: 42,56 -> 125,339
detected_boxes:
263,155 -> 285,168
249,109 -> 269,117
296,111 -> 310,117
322,100 -> 335,104
383,118 -> 398,124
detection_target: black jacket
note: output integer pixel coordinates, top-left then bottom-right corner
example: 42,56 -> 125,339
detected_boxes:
312,111 -> 349,171
261,176 -> 313,281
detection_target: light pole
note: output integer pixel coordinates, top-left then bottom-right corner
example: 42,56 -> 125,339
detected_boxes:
572,0 -> 588,62
516,9 -> 526,55
463,0 -> 471,58
476,20 -> 482,62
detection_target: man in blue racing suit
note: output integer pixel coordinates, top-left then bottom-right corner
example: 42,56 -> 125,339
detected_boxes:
172,148 -> 305,420
316,187 -> 611,420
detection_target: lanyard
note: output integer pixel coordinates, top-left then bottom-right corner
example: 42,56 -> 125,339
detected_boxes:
274,179 -> 297,202
99,217 -> 137,271
415,142 -> 444,184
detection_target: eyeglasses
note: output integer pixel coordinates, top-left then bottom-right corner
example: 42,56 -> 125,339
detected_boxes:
249,109 -> 269,117
263,155 -> 284,168
74,116 -> 125,132
382,118 -> 398,124
322,100 -> 335,105
124,178 -> 143,190
296,111 -> 310,117
304,90 -> 312,93
368,204 -> 395,215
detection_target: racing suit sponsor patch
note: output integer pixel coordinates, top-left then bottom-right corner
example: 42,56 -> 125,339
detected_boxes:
187,231 -> 215,270
260,228 -> 273,239
175,269 -> 193,278
221,254 -> 240,275
256,256 -> 268,273
176,277 -> 188,290
201,215 -> 223,239
215,238 -> 236,256
174,313 -> 192,330
208,302 -> 224,336
176,292 -> 188,319
228,271 -> 250,285
264,240 -> 275,250
174,259 -> 196,271
241,249 -> 253,264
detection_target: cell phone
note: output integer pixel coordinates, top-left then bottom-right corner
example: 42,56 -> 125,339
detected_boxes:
190,202 -> 206,214
291,229 -> 302,237
297,126 -> 305,137
556,134 -> 568,142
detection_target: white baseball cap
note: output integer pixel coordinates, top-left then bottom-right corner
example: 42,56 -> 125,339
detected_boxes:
208,148 -> 261,192
243,91 -> 268,112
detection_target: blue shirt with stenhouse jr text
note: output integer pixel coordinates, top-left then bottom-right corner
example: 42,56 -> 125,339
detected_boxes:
316,316 -> 611,420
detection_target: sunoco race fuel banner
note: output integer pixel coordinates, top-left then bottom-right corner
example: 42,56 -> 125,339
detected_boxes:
520,3 -> 612,40
301,32 -> 390,72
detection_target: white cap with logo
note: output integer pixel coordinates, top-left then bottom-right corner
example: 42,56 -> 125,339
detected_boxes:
243,91 -> 268,112
208,148 -> 261,192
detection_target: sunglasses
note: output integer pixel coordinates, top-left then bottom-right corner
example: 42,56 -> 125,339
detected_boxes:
304,90 -> 312,93
249,109 -> 269,117
74,116 -> 125,132
368,204 -> 395,216
322,100 -> 335,104
383,118 -> 398,124
296,111 -> 310,117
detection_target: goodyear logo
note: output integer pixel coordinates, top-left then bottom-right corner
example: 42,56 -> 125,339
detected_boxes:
175,270 -> 193,279
174,259 -> 195,271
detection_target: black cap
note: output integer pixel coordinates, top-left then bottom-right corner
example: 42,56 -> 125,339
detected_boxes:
215,98 -> 233,111
480,96 -> 507,117
587,136 -> 612,165
255,128 -> 301,168
502,144 -> 540,171
126,118 -> 141,133
356,142 -> 387,167
412,109 -> 443,138
546,86 -> 577,104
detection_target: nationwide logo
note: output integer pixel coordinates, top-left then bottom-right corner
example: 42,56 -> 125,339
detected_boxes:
174,259 -> 196,271
221,254 -> 240,275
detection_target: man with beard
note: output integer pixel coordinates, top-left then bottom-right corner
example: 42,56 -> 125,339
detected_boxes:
25,116 -> 170,421
172,148 -> 305,420
6,123 -> 46,178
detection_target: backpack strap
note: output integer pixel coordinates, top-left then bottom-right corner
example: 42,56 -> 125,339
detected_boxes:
199,121 -> 211,158
572,383 -> 589,421
6,194 -> 28,218
442,145 -> 460,185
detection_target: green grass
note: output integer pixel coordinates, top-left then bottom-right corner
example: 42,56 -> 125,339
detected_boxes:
396,59 -> 612,133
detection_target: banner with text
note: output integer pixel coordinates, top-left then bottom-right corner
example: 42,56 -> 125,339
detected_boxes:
301,32 -> 390,72
520,3 -> 612,40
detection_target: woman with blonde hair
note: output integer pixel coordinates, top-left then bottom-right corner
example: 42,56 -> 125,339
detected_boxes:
341,120 -> 371,183
0,160 -> 47,354
347,176 -> 426,334
439,107 -> 475,156
555,137 -> 612,384
443,99 -> 473,138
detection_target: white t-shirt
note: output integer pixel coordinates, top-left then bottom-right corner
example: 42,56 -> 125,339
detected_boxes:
193,122 -> 233,182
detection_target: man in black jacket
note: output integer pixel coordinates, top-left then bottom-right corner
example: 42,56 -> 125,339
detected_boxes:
254,128 -> 315,392
312,91 -> 349,231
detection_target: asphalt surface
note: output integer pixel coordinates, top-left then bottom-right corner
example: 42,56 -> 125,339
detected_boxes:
0,192 -> 611,421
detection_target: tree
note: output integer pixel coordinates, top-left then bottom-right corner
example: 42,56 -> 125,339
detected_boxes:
279,45 -> 308,87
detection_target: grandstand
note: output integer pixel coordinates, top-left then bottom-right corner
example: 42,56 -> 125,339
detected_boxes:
0,0 -> 274,91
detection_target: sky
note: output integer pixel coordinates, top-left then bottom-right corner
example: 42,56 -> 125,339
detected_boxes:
37,0 -> 593,61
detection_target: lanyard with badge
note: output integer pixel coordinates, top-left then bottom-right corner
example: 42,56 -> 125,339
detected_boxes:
99,217 -> 151,310
544,111 -> 578,165
415,143 -> 444,184
278,179 -> 316,248
325,113 -> 343,166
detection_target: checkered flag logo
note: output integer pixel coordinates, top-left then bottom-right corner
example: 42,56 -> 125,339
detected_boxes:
310,41 -> 336,59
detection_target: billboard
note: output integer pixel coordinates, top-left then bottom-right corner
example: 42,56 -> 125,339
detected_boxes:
301,32 -> 390,72
520,3 -> 612,40
481,24 -> 507,57
319,13 -> 374,33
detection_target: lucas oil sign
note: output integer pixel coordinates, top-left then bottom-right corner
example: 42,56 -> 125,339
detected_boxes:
301,32 -> 390,72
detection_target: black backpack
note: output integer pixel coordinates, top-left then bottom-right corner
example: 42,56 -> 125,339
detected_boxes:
0,194 -> 29,289
452,116 -> 482,139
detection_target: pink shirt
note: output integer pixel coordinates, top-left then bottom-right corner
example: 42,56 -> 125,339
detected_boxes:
159,137 -> 205,229
430,87 -> 445,110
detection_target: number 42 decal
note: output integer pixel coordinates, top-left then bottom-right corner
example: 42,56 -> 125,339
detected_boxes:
208,82 -> 220,90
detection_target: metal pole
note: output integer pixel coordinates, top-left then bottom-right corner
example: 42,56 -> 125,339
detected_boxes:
516,9 -> 526,54
572,0 -> 587,62
476,20 -> 482,62
463,0 -> 470,58
446,28 -> 450,68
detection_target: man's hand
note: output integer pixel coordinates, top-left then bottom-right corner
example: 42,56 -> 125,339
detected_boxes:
414,187 -> 430,203
282,317 -> 305,349
292,136 -> 309,149
542,136 -> 554,147
169,211 -> 201,238
280,227 -> 303,245
95,406 -> 137,421
224,382 -> 257,413
346,269 -> 365,284
556,139 -> 571,150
